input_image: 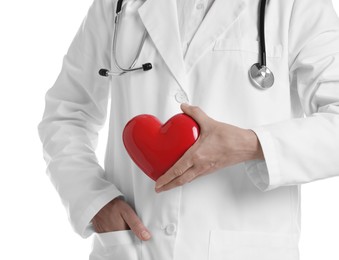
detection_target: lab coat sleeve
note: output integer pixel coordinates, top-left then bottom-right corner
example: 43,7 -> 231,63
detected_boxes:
37,0 -> 123,238
245,0 -> 339,192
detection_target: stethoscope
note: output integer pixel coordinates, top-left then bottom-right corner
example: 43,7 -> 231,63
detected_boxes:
99,0 -> 274,90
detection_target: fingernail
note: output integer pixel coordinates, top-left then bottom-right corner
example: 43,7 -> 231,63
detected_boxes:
141,231 -> 151,240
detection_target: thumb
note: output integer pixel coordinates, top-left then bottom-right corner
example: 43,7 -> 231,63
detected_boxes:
180,103 -> 207,125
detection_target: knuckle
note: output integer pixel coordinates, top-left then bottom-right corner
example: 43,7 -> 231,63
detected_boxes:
131,221 -> 144,232
118,201 -> 130,213
190,106 -> 200,115
187,176 -> 195,184
201,164 -> 210,173
209,161 -> 217,169
186,157 -> 194,167
175,178 -> 186,186
192,153 -> 203,163
187,177 -> 194,183
120,204 -> 135,219
173,168 -> 183,177
199,162 -> 212,174
188,171 -> 197,180
112,198 -> 125,210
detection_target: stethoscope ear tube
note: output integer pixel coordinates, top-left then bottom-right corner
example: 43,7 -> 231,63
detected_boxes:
142,63 -> 152,71
99,0 -> 153,77
98,62 -> 152,77
99,69 -> 110,77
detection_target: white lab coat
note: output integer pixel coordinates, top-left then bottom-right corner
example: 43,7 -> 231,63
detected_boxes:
37,0 -> 339,259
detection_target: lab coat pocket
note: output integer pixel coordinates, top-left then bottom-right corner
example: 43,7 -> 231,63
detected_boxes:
90,230 -> 141,260
213,38 -> 282,58
208,230 -> 299,260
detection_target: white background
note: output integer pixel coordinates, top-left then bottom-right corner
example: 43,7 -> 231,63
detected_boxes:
1,0 -> 339,259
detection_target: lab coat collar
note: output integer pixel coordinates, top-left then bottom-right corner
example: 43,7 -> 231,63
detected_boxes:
138,0 -> 246,90
138,0 -> 186,90
184,0 -> 246,73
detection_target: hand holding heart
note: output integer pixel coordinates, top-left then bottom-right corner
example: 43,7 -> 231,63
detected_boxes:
155,103 -> 264,192
93,104 -> 264,240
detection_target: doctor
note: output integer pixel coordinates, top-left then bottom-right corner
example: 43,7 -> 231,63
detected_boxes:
38,0 -> 339,259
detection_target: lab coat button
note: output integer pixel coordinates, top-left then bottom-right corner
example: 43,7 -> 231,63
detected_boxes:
175,91 -> 188,104
165,223 -> 177,235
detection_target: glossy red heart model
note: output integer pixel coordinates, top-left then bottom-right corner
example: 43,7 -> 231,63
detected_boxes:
123,113 -> 200,181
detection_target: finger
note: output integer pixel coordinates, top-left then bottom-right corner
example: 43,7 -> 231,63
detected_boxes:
155,153 -> 194,190
92,214 -> 128,233
156,166 -> 200,192
92,198 -> 129,233
180,103 -> 208,125
121,204 -> 151,241
92,218 -> 105,233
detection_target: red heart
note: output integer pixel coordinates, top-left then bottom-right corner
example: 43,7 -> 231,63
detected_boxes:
123,113 -> 200,181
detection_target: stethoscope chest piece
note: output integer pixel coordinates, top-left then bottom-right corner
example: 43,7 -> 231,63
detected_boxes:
249,63 -> 274,90
248,0 -> 275,90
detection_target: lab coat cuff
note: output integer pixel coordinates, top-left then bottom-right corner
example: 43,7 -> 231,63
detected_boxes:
245,127 -> 282,191
75,187 -> 124,238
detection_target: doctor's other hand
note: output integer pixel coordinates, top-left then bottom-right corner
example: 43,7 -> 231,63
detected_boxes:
155,103 -> 264,192
92,197 -> 152,241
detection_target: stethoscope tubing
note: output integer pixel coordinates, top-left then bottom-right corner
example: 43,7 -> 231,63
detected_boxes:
259,0 -> 267,67
100,0 -> 274,89
112,7 -> 149,75
249,0 -> 275,89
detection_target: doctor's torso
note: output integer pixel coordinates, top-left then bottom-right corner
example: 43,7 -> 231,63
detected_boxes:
37,0 -> 339,259
94,0 -> 301,260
